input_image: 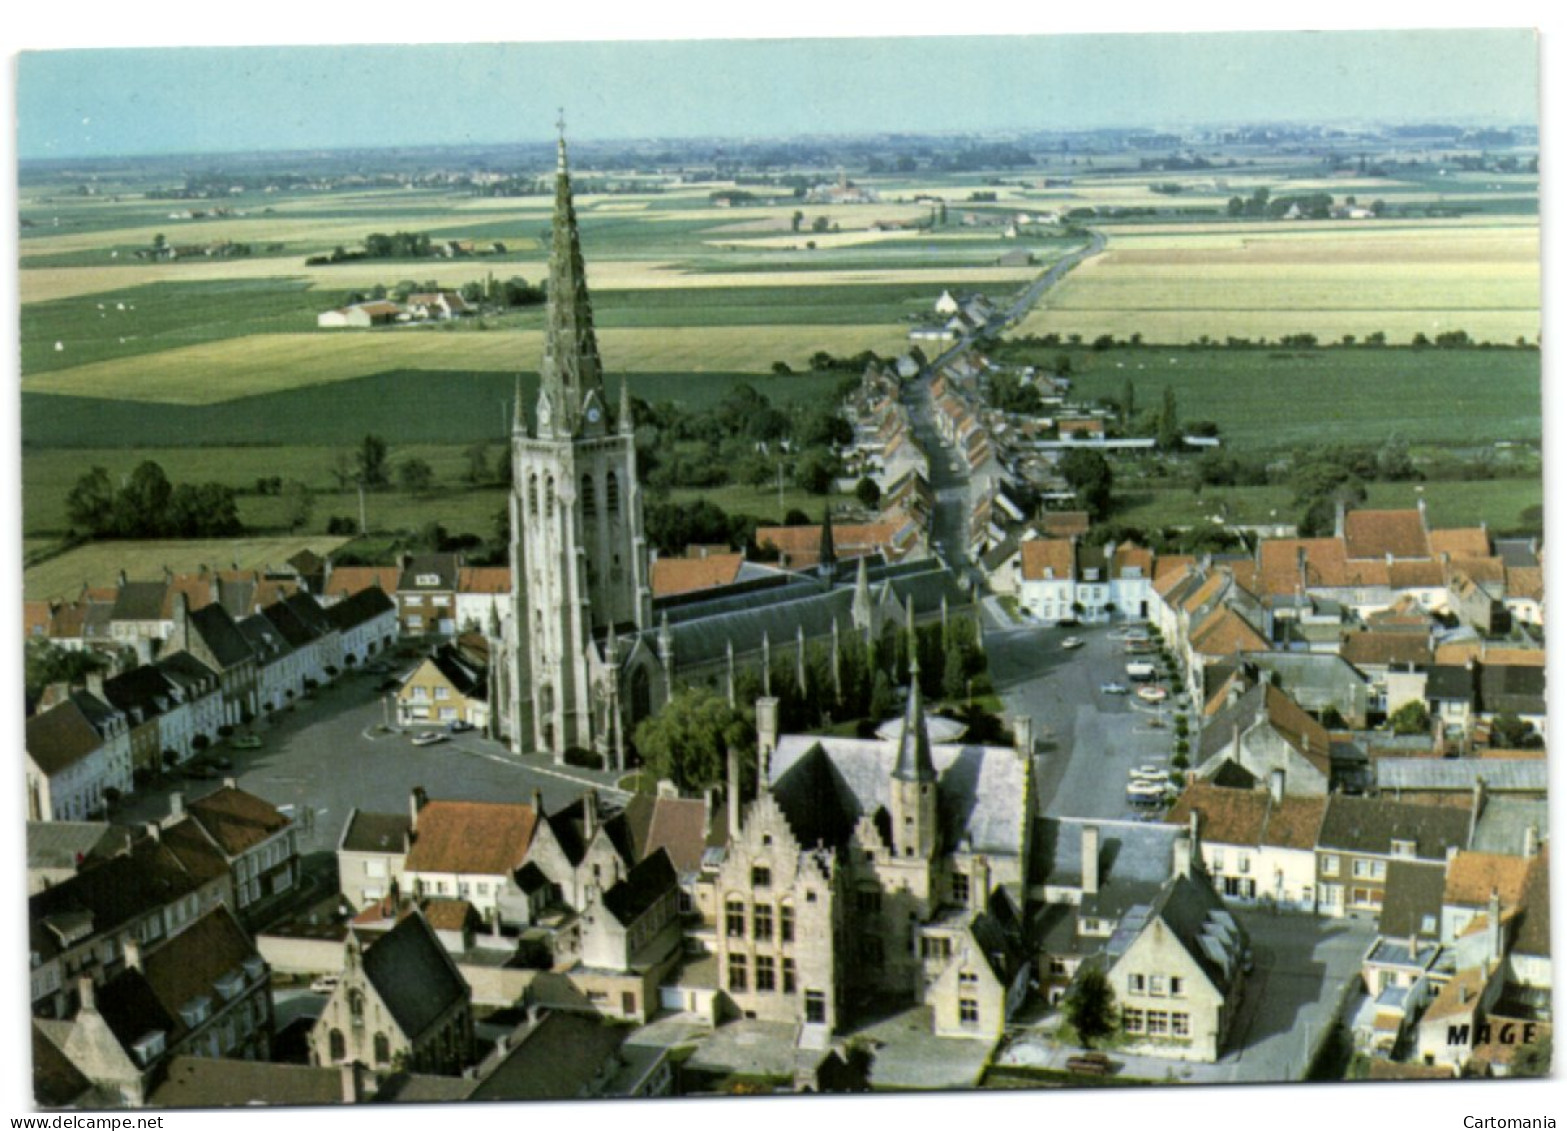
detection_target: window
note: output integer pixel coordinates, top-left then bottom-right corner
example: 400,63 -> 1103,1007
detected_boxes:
751,865 -> 771,888
1321,854 -> 1340,877
582,475 -> 596,519
348,990 -> 365,1026
1149,975 -> 1167,997
804,991 -> 826,1024
374,1033 -> 390,1065
727,954 -> 748,993
434,686 -> 450,701
1122,1008 -> 1145,1034
606,472 -> 620,515
1352,859 -> 1372,879
329,1029 -> 346,1061
1238,855 -> 1251,875
783,958 -> 797,994
1170,977 -> 1184,998
755,955 -> 776,993
754,905 -> 773,942
1212,850 -> 1225,871
922,936 -> 952,961
780,905 -> 794,943
959,999 -> 980,1025
1392,839 -> 1417,860
726,900 -> 745,939
1146,1011 -> 1169,1036
1171,1012 -> 1190,1037
1127,973 -> 1146,995
959,969 -> 979,985
951,871 -> 970,905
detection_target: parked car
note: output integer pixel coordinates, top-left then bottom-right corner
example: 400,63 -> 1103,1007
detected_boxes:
232,735 -> 262,750
310,975 -> 340,994
412,731 -> 448,747
1060,636 -> 1084,651
1100,681 -> 1129,695
1129,765 -> 1168,784
1136,685 -> 1169,703
447,720 -> 475,734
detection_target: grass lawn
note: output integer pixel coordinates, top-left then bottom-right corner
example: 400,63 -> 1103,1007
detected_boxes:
996,346 -> 1541,450
24,535 -> 350,601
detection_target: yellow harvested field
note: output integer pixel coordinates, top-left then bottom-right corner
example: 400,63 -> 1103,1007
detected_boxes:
1012,221 -> 1539,343
704,230 -> 910,250
25,536 -> 350,602
22,256 -> 1035,304
24,323 -> 913,404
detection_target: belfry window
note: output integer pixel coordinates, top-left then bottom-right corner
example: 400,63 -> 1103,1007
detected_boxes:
582,474 -> 596,519
606,472 -> 620,515
528,475 -> 539,518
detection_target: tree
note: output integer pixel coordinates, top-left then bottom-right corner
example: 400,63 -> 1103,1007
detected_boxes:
632,685 -> 754,794
1059,449 -> 1114,520
1513,1032 -> 1552,1078
463,441 -> 491,485
942,637 -> 968,703
1155,386 -> 1181,451
791,210 -> 804,233
794,451 -> 839,495
281,480 -> 314,531
1121,379 -> 1135,427
25,640 -> 111,705
811,215 -> 830,233
1490,712 -> 1543,750
1389,700 -> 1430,736
1064,966 -> 1118,1048
855,477 -> 882,510
398,458 -> 436,495
357,434 -> 390,488
65,466 -> 116,534
868,669 -> 897,722
113,460 -> 174,536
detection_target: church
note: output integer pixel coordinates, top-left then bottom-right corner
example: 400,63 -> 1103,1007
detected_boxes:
491,128 -> 975,769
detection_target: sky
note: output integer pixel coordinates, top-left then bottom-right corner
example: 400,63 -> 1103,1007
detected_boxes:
15,28 -> 1541,160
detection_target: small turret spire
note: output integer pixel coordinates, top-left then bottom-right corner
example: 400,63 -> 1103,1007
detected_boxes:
819,503 -> 837,580
619,375 -> 634,435
556,107 -> 568,173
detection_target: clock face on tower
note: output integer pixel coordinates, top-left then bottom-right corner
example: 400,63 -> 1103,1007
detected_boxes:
586,405 -> 602,424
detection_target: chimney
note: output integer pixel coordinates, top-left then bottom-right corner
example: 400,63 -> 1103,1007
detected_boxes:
1386,551 -> 1394,568
223,776 -> 237,790
1268,769 -> 1285,806
1173,832 -> 1193,880
1333,499 -> 1346,539
1417,496 -> 1428,527
86,671 -> 107,700
531,788 -> 544,816
169,791 -> 185,820
1487,887 -> 1503,964
1524,824 -> 1540,858
727,746 -> 743,842
1013,715 -> 1033,758
340,1062 -> 364,1104
1408,935 -> 1419,961
77,977 -> 97,1013
656,779 -> 680,800
973,856 -> 991,906
144,821 -> 161,842
123,938 -> 142,972
1081,825 -> 1100,896
409,786 -> 428,830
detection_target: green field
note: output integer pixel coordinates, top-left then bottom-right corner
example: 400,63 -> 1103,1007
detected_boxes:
1003,346 -> 1541,450
1113,477 -> 1541,534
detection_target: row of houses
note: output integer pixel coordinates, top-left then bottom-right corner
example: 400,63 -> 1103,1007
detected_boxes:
25,589 -> 397,823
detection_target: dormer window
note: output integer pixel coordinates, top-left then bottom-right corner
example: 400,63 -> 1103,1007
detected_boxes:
215,970 -> 246,1001
179,995 -> 212,1028
751,865 -> 771,888
1391,839 -> 1417,860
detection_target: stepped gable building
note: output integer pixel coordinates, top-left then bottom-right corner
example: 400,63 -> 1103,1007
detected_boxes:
492,125 -> 973,768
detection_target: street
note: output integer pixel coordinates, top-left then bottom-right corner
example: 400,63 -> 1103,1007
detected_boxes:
987,621 -> 1181,820
113,662 -> 629,858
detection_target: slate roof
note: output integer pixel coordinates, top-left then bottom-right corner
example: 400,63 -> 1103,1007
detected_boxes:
770,733 -> 1028,858
112,581 -> 169,623
96,907 -> 257,1050
154,651 -> 219,695
1511,846 -> 1550,957
158,819 -> 232,885
1378,860 -> 1447,938
32,1022 -> 92,1108
361,912 -> 468,1040
188,603 -> 255,669
544,795 -> 634,868
30,840 -> 206,963
1198,682 -> 1331,776
1126,872 -> 1248,993
1476,663 -> 1546,716
1031,817 -> 1180,891
26,699 -> 108,776
467,1011 -> 627,1102
1375,758 -> 1547,794
187,786 -> 291,857
601,849 -> 677,926
149,1057 -> 346,1108
1469,798 -> 1549,856
397,553 -> 461,593
341,809 -> 413,854
428,646 -> 488,700
26,821 -> 129,875
404,800 -> 536,876
236,614 -> 289,666
260,600 -> 319,650
1316,794 -> 1472,860
325,585 -> 397,631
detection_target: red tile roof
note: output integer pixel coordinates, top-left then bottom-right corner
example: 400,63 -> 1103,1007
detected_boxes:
1429,527 -> 1492,558
1343,509 -> 1429,560
650,554 -> 744,598
1445,852 -> 1532,909
325,566 -> 400,600
1039,511 -> 1090,538
756,523 -> 897,569
1020,538 -> 1075,582
458,567 -> 510,595
1340,632 -> 1433,668
404,800 -> 537,877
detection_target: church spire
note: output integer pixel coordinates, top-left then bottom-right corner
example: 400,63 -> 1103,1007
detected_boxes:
538,110 -> 604,438
892,642 -> 936,783
819,503 -> 837,579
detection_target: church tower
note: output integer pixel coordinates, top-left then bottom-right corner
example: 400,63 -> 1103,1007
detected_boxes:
508,118 -> 652,765
889,651 -> 940,860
